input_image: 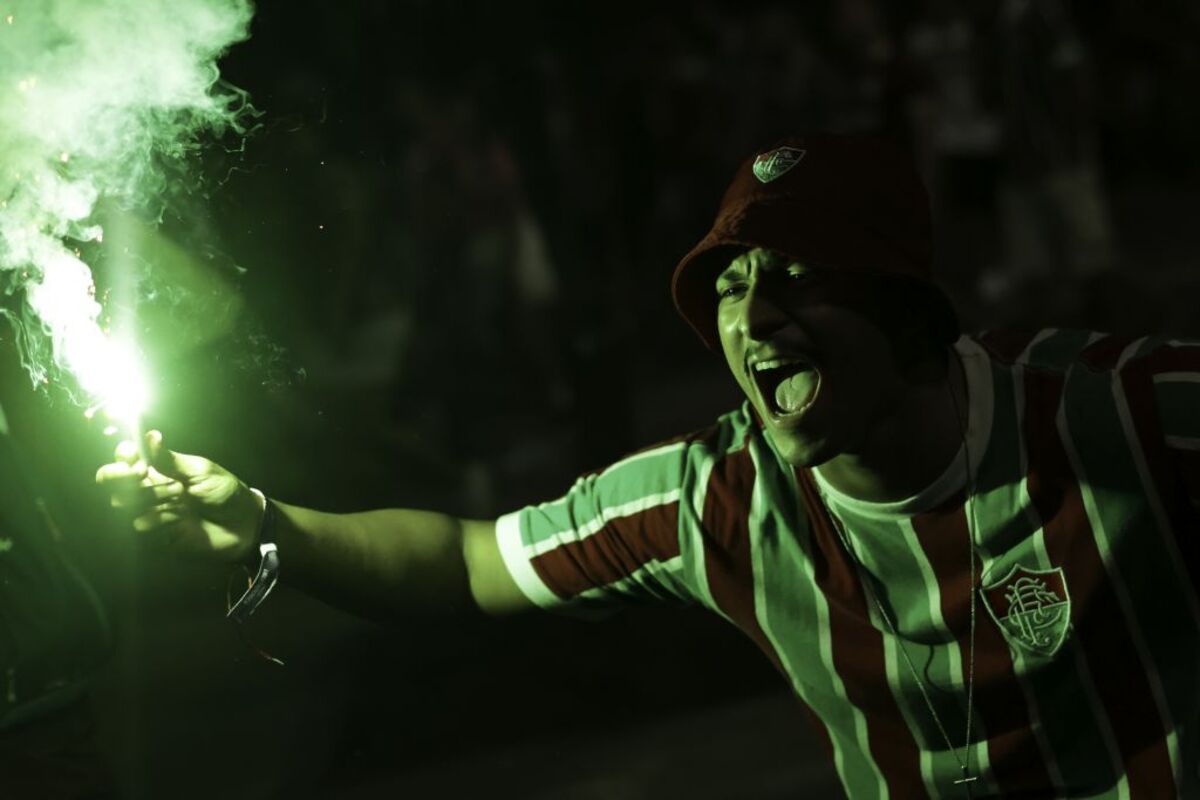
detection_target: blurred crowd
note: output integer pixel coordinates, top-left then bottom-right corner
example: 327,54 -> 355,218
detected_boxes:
214,0 -> 1200,513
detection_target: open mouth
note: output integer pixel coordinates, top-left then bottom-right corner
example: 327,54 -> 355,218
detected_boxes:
751,356 -> 821,419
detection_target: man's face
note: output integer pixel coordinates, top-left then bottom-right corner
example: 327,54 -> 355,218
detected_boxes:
715,247 -> 909,467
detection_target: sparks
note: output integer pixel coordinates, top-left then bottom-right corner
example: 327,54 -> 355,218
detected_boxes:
0,0 -> 253,445
75,333 -> 150,435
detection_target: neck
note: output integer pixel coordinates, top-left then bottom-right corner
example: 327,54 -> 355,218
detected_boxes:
817,347 -> 968,503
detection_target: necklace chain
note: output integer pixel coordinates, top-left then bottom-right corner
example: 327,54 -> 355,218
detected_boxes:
819,365 -> 978,794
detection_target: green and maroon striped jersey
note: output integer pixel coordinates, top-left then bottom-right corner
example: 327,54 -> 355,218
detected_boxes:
495,329 -> 1200,799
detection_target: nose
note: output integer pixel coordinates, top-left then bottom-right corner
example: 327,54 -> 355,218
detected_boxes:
739,281 -> 791,341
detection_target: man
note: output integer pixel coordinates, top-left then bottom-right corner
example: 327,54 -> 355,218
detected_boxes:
97,134 -> 1200,798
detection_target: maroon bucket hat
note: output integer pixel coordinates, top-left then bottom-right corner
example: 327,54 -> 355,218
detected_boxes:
671,133 -> 959,352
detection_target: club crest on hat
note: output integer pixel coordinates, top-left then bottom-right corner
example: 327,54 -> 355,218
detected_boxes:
752,146 -> 806,183
981,564 -> 1071,657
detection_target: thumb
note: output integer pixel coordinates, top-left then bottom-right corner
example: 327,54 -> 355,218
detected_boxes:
144,430 -> 209,482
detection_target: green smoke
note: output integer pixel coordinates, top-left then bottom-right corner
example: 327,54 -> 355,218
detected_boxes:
0,0 -> 254,409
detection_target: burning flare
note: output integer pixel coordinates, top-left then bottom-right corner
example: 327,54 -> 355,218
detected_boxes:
0,0 -> 253,420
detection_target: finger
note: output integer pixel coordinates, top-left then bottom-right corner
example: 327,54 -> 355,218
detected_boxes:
96,460 -> 148,487
168,451 -> 213,478
145,429 -> 164,462
144,430 -> 180,478
114,439 -> 141,466
109,482 -> 186,510
144,431 -> 210,483
134,516 -> 189,552
143,465 -> 182,487
131,505 -> 187,533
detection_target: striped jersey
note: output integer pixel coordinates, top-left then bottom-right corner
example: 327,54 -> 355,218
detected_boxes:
495,329 -> 1200,799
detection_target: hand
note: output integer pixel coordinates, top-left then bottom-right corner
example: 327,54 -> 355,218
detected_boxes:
95,430 -> 264,563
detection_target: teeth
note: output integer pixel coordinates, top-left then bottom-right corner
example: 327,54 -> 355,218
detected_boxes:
753,357 -> 807,372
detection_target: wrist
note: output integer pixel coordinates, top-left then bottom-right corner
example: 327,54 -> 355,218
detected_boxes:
239,487 -> 269,568
227,487 -> 281,623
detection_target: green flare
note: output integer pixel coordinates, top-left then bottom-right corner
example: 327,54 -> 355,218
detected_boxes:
0,0 -> 254,420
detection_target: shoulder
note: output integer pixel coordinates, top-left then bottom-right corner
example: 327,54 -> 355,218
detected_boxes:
587,402 -> 760,477
1119,336 -> 1200,378
574,403 -> 768,511
972,327 -> 1095,371
970,327 -> 1190,375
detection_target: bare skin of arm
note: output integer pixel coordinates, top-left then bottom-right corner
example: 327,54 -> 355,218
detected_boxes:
270,506 -> 532,617
95,432 -> 532,618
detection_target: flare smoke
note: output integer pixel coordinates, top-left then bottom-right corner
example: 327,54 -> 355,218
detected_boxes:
0,0 -> 253,402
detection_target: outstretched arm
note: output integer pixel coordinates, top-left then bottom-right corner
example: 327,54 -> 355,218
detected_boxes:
95,432 -> 532,619
270,505 -> 531,616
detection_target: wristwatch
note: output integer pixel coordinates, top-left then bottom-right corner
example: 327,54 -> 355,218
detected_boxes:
226,487 -> 280,623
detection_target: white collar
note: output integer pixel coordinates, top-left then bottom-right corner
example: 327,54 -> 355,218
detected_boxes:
812,335 -> 993,520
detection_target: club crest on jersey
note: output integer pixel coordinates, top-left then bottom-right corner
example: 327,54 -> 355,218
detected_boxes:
752,146 -> 806,183
981,565 -> 1071,657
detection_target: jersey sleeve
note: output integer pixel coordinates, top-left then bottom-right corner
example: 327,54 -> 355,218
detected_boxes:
495,438 -> 700,616
1141,338 -> 1200,509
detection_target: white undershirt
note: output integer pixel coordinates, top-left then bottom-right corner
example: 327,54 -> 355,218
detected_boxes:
811,336 -> 994,521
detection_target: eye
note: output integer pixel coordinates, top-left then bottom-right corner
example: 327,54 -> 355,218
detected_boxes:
716,282 -> 746,300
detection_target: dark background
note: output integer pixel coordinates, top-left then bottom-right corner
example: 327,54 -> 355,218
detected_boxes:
5,0 -> 1200,797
